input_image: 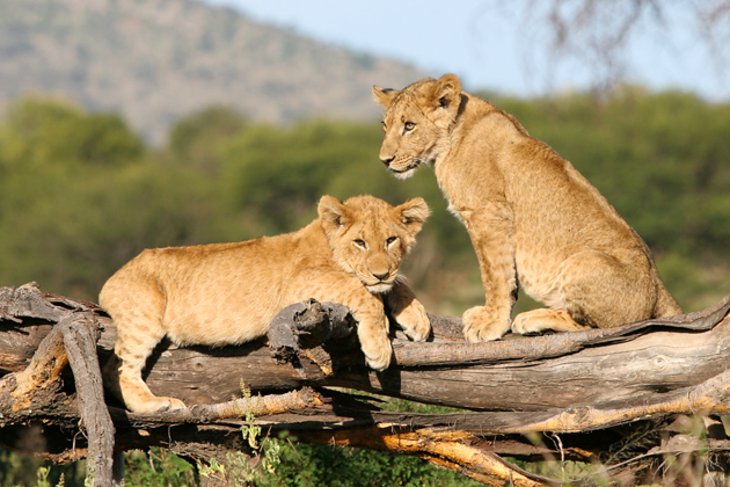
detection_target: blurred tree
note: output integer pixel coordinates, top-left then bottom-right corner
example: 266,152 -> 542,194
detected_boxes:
167,106 -> 247,174
0,98 -> 212,299
0,97 -> 143,169
218,120 -> 398,235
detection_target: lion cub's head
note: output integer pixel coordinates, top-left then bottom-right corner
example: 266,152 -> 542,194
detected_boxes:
372,73 -> 463,179
318,195 -> 429,294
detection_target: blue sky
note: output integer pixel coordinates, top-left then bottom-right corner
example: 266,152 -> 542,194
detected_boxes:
204,0 -> 728,101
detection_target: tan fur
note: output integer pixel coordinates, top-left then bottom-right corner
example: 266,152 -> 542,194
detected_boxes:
373,74 -> 681,342
100,195 -> 431,413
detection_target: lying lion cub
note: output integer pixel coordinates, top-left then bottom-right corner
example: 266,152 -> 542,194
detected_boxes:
100,195 -> 431,413
373,74 -> 681,341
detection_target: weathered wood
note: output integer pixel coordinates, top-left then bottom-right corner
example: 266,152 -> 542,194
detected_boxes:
289,426 -> 553,486
4,382 -> 730,485
2,284 -> 730,413
117,296 -> 730,412
398,297 -> 730,366
3,282 -> 730,485
0,285 -> 116,484
0,323 -> 67,412
58,312 -> 114,487
333,316 -> 730,411
0,282 -> 69,323
0,322 -> 53,374
124,387 -> 329,423
0,282 -> 103,375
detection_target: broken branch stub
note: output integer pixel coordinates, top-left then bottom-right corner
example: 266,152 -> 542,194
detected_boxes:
266,299 -> 359,378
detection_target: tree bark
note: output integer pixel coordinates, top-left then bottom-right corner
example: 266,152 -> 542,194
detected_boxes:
2,282 -> 730,485
58,312 -> 115,487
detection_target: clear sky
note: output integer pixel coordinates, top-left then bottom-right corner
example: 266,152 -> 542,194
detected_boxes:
204,0 -> 729,101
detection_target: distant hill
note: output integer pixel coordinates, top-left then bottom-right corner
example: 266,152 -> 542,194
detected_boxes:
0,0 -> 422,143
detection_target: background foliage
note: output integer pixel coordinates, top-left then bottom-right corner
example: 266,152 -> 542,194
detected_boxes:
0,88 -> 729,485
1,88 -> 727,312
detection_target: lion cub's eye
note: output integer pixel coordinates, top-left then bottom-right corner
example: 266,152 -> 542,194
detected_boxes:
380,120 -> 387,131
403,121 -> 415,133
353,239 -> 367,249
386,236 -> 398,246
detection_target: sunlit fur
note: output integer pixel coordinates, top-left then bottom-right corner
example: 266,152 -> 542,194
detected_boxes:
373,74 -> 681,342
100,194 -> 431,413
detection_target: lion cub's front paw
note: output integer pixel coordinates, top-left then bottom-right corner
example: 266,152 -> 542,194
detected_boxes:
394,298 -> 431,342
358,326 -> 393,371
161,396 -> 188,412
462,306 -> 511,342
365,349 -> 392,371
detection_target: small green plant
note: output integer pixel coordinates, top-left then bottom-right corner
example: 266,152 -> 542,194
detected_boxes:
228,381 -> 285,483
35,466 -> 50,487
197,457 -> 227,483
239,381 -> 263,450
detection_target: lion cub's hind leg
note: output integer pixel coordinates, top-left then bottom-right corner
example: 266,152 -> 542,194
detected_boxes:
514,250 -> 656,337
114,319 -> 187,413
101,279 -> 187,414
558,250 -> 656,329
511,308 -> 590,335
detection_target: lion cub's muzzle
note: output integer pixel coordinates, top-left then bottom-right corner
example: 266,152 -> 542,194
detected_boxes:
390,160 -> 421,174
379,148 -> 420,174
362,270 -> 397,294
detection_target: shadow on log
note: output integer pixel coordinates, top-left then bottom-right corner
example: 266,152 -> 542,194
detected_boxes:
2,282 -> 730,485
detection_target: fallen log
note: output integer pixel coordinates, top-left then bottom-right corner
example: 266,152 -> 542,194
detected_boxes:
2,282 -> 730,485
3,283 -> 729,412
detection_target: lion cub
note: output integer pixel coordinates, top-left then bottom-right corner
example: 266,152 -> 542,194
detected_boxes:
373,74 -> 681,341
100,195 -> 431,413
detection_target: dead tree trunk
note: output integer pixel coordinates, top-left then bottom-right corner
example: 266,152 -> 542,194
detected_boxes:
2,282 -> 730,485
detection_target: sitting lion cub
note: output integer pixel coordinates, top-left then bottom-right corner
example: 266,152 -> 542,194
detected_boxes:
373,74 -> 681,341
100,194 -> 431,413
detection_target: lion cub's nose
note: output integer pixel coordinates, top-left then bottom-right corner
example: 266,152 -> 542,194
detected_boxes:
380,155 -> 395,167
372,270 -> 390,281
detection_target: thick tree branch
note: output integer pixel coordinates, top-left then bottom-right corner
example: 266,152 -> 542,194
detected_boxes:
58,312 -> 115,487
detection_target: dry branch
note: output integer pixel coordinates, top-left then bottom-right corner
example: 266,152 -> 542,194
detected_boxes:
58,312 -> 115,487
294,425 -> 553,487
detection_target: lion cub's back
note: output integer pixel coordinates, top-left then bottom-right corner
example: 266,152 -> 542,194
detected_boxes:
100,237 -> 299,347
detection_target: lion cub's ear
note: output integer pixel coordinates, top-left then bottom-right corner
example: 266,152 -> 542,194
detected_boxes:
318,195 -> 350,234
372,85 -> 398,108
396,197 -> 430,235
432,73 -> 461,112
